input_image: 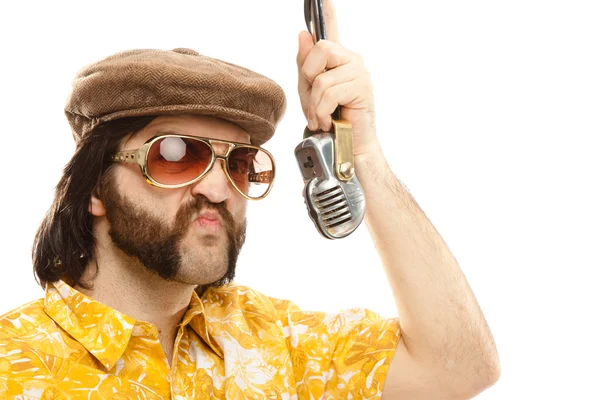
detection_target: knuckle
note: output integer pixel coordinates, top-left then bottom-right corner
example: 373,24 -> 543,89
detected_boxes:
323,87 -> 336,103
301,66 -> 313,83
316,40 -> 330,50
318,40 -> 336,56
312,74 -> 328,91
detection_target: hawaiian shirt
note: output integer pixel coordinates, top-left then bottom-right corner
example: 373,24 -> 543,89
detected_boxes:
0,280 -> 400,399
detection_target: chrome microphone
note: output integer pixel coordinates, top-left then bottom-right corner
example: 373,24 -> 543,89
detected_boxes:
295,0 -> 366,239
295,121 -> 365,239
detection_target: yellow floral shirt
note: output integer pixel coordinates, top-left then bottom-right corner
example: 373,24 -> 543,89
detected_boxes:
0,280 -> 400,399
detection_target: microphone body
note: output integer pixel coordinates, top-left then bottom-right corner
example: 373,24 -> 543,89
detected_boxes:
295,130 -> 365,239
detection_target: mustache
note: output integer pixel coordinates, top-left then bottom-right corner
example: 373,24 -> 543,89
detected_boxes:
177,195 -> 236,231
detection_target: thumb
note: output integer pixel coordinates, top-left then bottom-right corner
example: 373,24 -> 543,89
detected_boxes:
296,30 -> 314,70
296,31 -> 314,96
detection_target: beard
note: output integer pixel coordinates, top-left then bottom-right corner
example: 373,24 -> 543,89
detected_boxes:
100,173 -> 246,295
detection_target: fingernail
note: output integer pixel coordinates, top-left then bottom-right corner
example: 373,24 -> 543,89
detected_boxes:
308,119 -> 315,130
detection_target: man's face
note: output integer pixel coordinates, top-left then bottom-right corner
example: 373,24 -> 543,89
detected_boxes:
99,115 -> 250,287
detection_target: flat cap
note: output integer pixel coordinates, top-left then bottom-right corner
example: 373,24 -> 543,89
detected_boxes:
65,48 -> 287,145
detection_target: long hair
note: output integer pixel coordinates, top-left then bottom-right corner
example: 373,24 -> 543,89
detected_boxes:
32,116 -> 156,289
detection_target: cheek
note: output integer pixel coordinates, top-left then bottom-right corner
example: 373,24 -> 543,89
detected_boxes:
120,174 -> 181,219
230,197 -> 247,222
114,165 -> 155,202
157,192 -> 188,222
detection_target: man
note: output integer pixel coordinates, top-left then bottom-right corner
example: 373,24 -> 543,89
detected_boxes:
0,1 -> 500,398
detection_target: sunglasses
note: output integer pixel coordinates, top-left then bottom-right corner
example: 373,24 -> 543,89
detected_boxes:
110,134 -> 276,200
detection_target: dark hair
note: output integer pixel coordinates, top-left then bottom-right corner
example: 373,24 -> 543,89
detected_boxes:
32,116 -> 156,289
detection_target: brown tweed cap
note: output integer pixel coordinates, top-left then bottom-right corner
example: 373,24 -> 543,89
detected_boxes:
64,48 -> 287,145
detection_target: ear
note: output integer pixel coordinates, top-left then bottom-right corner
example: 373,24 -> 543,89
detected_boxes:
89,184 -> 106,217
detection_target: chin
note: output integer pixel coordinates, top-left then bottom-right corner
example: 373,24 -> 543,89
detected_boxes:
177,253 -> 230,286
177,269 -> 230,287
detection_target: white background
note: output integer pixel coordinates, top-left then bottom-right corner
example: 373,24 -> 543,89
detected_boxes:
0,0 -> 599,398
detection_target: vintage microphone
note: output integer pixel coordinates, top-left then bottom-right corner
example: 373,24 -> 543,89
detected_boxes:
294,0 -> 366,239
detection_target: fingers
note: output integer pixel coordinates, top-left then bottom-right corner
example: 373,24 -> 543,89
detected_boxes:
297,5 -> 369,131
307,63 -> 362,129
301,40 -> 359,85
312,80 -> 368,132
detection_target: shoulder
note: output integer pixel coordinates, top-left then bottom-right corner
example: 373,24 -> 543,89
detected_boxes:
0,299 -> 60,380
0,298 -> 70,358
0,298 -> 48,340
0,307 -> 66,396
0,298 -> 89,384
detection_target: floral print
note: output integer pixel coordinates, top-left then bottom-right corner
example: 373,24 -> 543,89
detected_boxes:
0,280 -> 400,399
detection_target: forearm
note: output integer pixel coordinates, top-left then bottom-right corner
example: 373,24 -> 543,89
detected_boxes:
356,142 -> 500,390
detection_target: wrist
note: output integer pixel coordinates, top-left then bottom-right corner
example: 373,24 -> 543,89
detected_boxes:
354,141 -> 388,179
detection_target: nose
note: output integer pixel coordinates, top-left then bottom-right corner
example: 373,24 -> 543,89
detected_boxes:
190,158 -> 232,203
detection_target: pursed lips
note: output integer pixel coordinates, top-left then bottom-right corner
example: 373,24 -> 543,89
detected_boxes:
195,210 -> 222,229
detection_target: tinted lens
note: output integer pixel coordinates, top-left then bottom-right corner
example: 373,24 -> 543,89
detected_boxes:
147,137 -> 213,185
228,146 -> 274,198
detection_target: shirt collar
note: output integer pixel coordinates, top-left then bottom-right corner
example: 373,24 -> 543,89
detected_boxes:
185,289 -> 224,359
44,280 -> 136,370
43,280 -> 223,370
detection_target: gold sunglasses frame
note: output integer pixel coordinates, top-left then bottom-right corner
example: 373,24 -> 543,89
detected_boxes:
110,134 -> 276,200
